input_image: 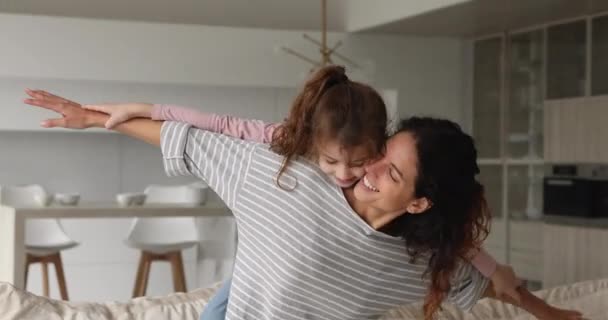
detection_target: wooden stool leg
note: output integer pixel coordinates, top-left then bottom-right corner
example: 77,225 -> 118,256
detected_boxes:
24,254 -> 32,289
138,252 -> 152,297
169,251 -> 187,292
52,253 -> 69,301
41,261 -> 49,297
132,252 -> 146,298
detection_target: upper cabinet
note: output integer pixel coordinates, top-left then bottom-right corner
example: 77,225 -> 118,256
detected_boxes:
592,15 -> 608,96
546,20 -> 587,100
473,37 -> 503,159
508,30 -> 545,160
474,13 -> 608,164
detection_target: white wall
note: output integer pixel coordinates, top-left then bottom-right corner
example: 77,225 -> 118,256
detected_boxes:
0,13 -> 465,123
0,13 -> 466,301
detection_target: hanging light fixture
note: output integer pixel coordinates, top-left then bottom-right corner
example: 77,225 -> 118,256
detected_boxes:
280,0 -> 360,68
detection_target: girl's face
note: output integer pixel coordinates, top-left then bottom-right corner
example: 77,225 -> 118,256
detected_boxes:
316,140 -> 371,188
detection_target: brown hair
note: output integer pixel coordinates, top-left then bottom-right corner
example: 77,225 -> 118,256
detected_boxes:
270,65 -> 388,183
383,117 -> 491,319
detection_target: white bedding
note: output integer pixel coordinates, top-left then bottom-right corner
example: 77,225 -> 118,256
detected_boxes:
0,278 -> 606,320
381,278 -> 608,319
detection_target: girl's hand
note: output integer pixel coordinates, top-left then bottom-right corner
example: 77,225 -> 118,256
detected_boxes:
81,103 -> 153,129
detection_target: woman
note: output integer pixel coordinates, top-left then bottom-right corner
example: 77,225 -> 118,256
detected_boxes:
24,90 -> 582,320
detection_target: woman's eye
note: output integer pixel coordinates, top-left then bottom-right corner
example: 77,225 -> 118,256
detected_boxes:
389,169 -> 398,182
326,160 -> 337,165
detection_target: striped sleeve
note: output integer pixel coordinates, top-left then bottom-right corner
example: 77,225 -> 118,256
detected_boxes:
445,262 -> 490,311
160,121 -> 255,210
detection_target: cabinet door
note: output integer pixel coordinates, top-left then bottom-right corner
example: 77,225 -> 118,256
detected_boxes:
585,96 -> 608,162
545,96 -> 608,163
509,221 -> 543,282
546,20 -> 587,99
508,31 -> 544,159
592,15 -> 608,96
478,164 -> 503,218
543,224 -> 608,288
473,37 -> 502,158
508,165 -> 544,220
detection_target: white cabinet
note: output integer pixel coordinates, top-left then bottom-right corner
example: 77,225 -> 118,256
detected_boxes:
542,14 -> 608,163
484,219 -> 543,282
542,224 -> 608,288
544,96 -> 608,163
485,219 -> 608,287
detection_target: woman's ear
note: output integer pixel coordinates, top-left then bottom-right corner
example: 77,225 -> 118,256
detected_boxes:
406,197 -> 432,214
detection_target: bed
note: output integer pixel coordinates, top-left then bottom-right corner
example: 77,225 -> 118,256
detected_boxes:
0,278 -> 606,320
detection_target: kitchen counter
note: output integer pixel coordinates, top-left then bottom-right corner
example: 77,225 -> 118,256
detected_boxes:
543,215 -> 608,229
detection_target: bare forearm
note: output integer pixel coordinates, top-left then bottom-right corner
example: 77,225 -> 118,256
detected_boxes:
113,118 -> 162,146
88,112 -> 162,146
483,283 -> 556,319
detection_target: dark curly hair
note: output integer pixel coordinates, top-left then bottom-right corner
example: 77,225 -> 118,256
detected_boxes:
380,117 -> 491,320
270,65 -> 388,185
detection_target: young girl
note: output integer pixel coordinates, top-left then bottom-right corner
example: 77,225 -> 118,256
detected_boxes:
81,66 -> 520,319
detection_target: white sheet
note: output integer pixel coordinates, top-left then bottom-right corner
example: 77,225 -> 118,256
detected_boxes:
0,278 -> 606,320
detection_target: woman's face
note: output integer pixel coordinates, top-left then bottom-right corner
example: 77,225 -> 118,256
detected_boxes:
353,131 -> 430,216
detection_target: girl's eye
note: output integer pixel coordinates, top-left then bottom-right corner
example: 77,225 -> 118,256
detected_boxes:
326,160 -> 338,165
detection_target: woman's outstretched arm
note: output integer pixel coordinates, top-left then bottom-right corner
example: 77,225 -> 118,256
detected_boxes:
24,89 -> 162,146
24,89 -> 256,211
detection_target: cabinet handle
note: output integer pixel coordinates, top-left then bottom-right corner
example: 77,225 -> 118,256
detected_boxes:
546,179 -> 574,186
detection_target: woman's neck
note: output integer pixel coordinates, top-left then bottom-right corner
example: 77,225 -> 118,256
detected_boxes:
343,188 -> 402,230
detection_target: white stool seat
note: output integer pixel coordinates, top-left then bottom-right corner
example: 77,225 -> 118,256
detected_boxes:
125,185 -> 201,250
124,240 -> 199,255
27,242 -> 79,257
0,185 -> 79,253
25,218 -> 80,254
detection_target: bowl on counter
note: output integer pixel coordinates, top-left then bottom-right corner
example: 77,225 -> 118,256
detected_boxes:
116,192 -> 146,207
54,193 -> 80,206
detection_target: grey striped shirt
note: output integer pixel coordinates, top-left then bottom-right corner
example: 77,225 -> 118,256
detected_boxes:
161,121 -> 489,320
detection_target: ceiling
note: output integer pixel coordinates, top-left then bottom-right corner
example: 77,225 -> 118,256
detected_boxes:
2,0 -> 607,37
0,0 -> 349,31
365,0 -> 608,37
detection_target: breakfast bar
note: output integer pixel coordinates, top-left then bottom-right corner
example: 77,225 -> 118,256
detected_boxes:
0,202 -> 230,290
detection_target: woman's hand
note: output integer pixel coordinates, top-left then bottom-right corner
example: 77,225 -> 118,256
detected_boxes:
490,264 -> 523,303
23,89 -> 106,129
82,103 -> 153,129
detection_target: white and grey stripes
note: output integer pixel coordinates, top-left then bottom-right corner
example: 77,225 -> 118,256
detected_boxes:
161,121 -> 489,320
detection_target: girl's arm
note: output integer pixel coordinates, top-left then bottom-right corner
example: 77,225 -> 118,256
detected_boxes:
82,102 -> 278,143
482,283 -> 582,320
